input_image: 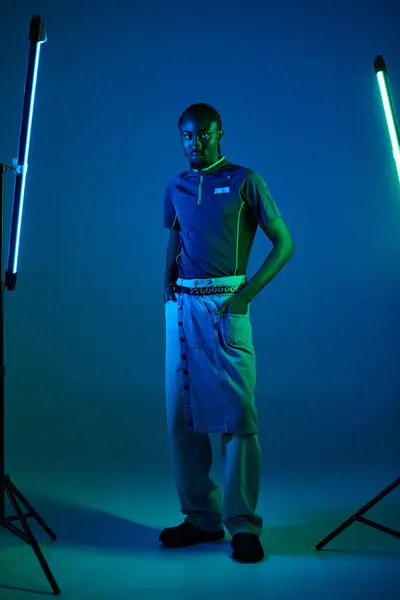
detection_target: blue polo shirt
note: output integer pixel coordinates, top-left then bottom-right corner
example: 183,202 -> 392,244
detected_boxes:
164,156 -> 281,279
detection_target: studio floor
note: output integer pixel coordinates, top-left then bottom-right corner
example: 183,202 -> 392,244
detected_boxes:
0,460 -> 399,600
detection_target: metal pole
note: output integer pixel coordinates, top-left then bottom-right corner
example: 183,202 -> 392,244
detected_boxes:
0,163 -> 5,525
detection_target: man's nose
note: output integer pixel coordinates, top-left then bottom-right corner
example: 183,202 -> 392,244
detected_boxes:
194,137 -> 203,149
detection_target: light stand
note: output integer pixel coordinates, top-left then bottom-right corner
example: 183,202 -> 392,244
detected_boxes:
0,15 -> 60,595
316,55 -> 400,551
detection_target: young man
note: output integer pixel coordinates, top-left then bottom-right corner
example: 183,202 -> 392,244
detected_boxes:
159,103 -> 294,563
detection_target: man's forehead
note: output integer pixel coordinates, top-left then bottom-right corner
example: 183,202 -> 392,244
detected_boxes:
180,118 -> 218,132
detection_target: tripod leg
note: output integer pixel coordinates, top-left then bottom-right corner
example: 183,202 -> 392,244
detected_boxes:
3,477 -> 60,595
316,475 -> 400,551
316,512 -> 360,551
5,477 -> 56,540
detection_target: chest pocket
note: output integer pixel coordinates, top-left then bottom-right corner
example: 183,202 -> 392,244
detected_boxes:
197,179 -> 242,225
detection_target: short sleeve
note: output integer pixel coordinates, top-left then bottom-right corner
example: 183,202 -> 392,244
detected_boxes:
241,170 -> 281,226
163,183 -> 180,230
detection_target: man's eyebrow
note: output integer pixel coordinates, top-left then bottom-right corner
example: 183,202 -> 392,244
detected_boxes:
181,128 -> 211,132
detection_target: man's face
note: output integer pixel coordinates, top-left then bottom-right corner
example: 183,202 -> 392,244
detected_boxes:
180,116 -> 223,168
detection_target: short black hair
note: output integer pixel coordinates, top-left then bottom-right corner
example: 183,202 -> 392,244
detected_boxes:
178,103 -> 222,153
178,103 -> 222,131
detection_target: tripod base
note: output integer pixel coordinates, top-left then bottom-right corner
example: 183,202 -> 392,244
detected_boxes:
316,475 -> 400,551
1,474 -> 60,595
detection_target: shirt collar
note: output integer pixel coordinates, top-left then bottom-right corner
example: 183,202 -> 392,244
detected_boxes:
192,155 -> 226,173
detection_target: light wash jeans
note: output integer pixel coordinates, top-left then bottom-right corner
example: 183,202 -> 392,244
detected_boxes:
165,276 -> 263,537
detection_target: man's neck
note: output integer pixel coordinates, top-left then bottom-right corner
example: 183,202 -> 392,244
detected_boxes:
192,155 -> 226,172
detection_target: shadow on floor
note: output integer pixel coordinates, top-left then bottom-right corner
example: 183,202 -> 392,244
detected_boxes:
1,493 -> 399,560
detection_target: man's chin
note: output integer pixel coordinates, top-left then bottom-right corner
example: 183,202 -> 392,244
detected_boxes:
189,155 -> 206,165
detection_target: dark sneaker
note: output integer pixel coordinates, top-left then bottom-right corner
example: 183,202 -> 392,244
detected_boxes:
159,521 -> 225,548
231,533 -> 265,563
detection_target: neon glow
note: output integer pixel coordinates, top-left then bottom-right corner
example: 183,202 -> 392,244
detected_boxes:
13,43 -> 42,274
376,69 -> 400,184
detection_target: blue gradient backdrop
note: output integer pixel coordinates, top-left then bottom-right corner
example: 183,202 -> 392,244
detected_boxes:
0,0 -> 399,479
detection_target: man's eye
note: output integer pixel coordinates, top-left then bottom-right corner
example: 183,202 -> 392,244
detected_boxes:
184,133 -> 209,140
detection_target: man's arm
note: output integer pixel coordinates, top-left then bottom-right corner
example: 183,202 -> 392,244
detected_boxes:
238,217 -> 295,304
164,229 -> 181,302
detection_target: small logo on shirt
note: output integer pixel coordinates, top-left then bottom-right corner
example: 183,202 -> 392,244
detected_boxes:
214,187 -> 230,194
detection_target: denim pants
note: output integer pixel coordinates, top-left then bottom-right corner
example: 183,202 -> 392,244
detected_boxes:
165,276 -> 263,537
